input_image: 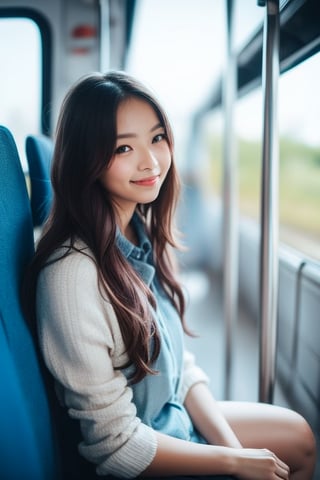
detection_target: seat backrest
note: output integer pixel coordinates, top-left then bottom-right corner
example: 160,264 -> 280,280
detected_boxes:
0,125 -> 61,479
25,134 -> 54,226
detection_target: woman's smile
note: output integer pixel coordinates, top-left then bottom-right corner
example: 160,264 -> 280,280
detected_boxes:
131,174 -> 160,186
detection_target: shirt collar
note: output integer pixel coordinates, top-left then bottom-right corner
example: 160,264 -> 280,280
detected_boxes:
116,213 -> 155,286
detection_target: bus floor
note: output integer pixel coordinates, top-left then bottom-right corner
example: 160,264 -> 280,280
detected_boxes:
181,267 -> 319,479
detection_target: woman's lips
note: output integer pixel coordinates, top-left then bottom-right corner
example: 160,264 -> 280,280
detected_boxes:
131,175 -> 160,186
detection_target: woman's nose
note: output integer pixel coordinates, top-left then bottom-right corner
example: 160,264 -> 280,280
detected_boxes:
139,148 -> 159,170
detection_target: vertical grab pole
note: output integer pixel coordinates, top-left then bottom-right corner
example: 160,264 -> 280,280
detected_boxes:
258,0 -> 280,403
223,0 -> 238,400
99,0 -> 111,72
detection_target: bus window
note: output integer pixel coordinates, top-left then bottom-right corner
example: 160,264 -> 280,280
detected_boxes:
279,53 -> 320,261
235,89 -> 263,221
233,0 -> 264,51
201,108 -> 224,200
0,17 -> 41,170
233,53 -> 320,262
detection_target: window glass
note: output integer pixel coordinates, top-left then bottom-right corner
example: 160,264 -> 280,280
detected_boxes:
234,53 -> 320,261
201,109 -> 224,199
279,54 -> 320,260
177,108 -> 224,270
235,89 -> 263,220
233,0 -> 264,51
0,18 -> 41,170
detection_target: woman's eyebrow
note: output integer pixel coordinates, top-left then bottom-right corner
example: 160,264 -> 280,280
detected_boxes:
116,123 -> 163,139
150,122 -> 163,132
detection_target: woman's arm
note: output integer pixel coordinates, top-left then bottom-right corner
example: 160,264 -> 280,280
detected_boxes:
180,350 -> 241,447
184,381 -> 242,448
142,433 -> 235,477
142,431 -> 290,479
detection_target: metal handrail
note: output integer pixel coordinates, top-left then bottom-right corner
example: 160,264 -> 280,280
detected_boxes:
223,0 -> 238,400
258,0 -> 280,403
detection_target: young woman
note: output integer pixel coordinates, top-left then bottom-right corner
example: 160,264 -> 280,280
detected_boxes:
24,71 -> 316,479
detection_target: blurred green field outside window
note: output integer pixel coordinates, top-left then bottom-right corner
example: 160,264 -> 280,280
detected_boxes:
204,53 -> 320,261
278,54 -> 320,260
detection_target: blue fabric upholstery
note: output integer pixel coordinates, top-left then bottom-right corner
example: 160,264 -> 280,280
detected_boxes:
25,134 -> 53,226
0,126 -> 60,479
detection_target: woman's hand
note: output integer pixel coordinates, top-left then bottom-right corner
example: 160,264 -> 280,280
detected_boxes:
232,447 -> 290,479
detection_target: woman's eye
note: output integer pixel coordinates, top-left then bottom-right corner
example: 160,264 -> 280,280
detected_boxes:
152,133 -> 166,143
115,145 -> 131,154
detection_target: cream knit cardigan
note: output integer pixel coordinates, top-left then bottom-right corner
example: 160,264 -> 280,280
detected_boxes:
36,246 -> 209,478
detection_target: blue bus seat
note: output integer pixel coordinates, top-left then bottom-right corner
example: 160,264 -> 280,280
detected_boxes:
25,134 -> 53,226
0,125 -> 60,479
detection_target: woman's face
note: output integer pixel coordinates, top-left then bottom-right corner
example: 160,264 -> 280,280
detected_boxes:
100,97 -> 172,222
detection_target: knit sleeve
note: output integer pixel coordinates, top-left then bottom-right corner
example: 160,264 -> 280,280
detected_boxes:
179,349 -> 210,403
36,250 -> 157,478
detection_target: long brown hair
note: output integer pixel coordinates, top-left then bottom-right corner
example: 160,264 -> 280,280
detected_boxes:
24,71 -> 187,383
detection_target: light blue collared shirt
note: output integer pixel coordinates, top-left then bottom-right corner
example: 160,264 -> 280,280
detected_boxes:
116,213 -> 204,443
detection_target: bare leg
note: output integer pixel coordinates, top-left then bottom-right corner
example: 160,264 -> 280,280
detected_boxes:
218,401 -> 316,480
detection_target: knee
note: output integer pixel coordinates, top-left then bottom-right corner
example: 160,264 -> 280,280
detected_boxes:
292,412 -> 317,469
